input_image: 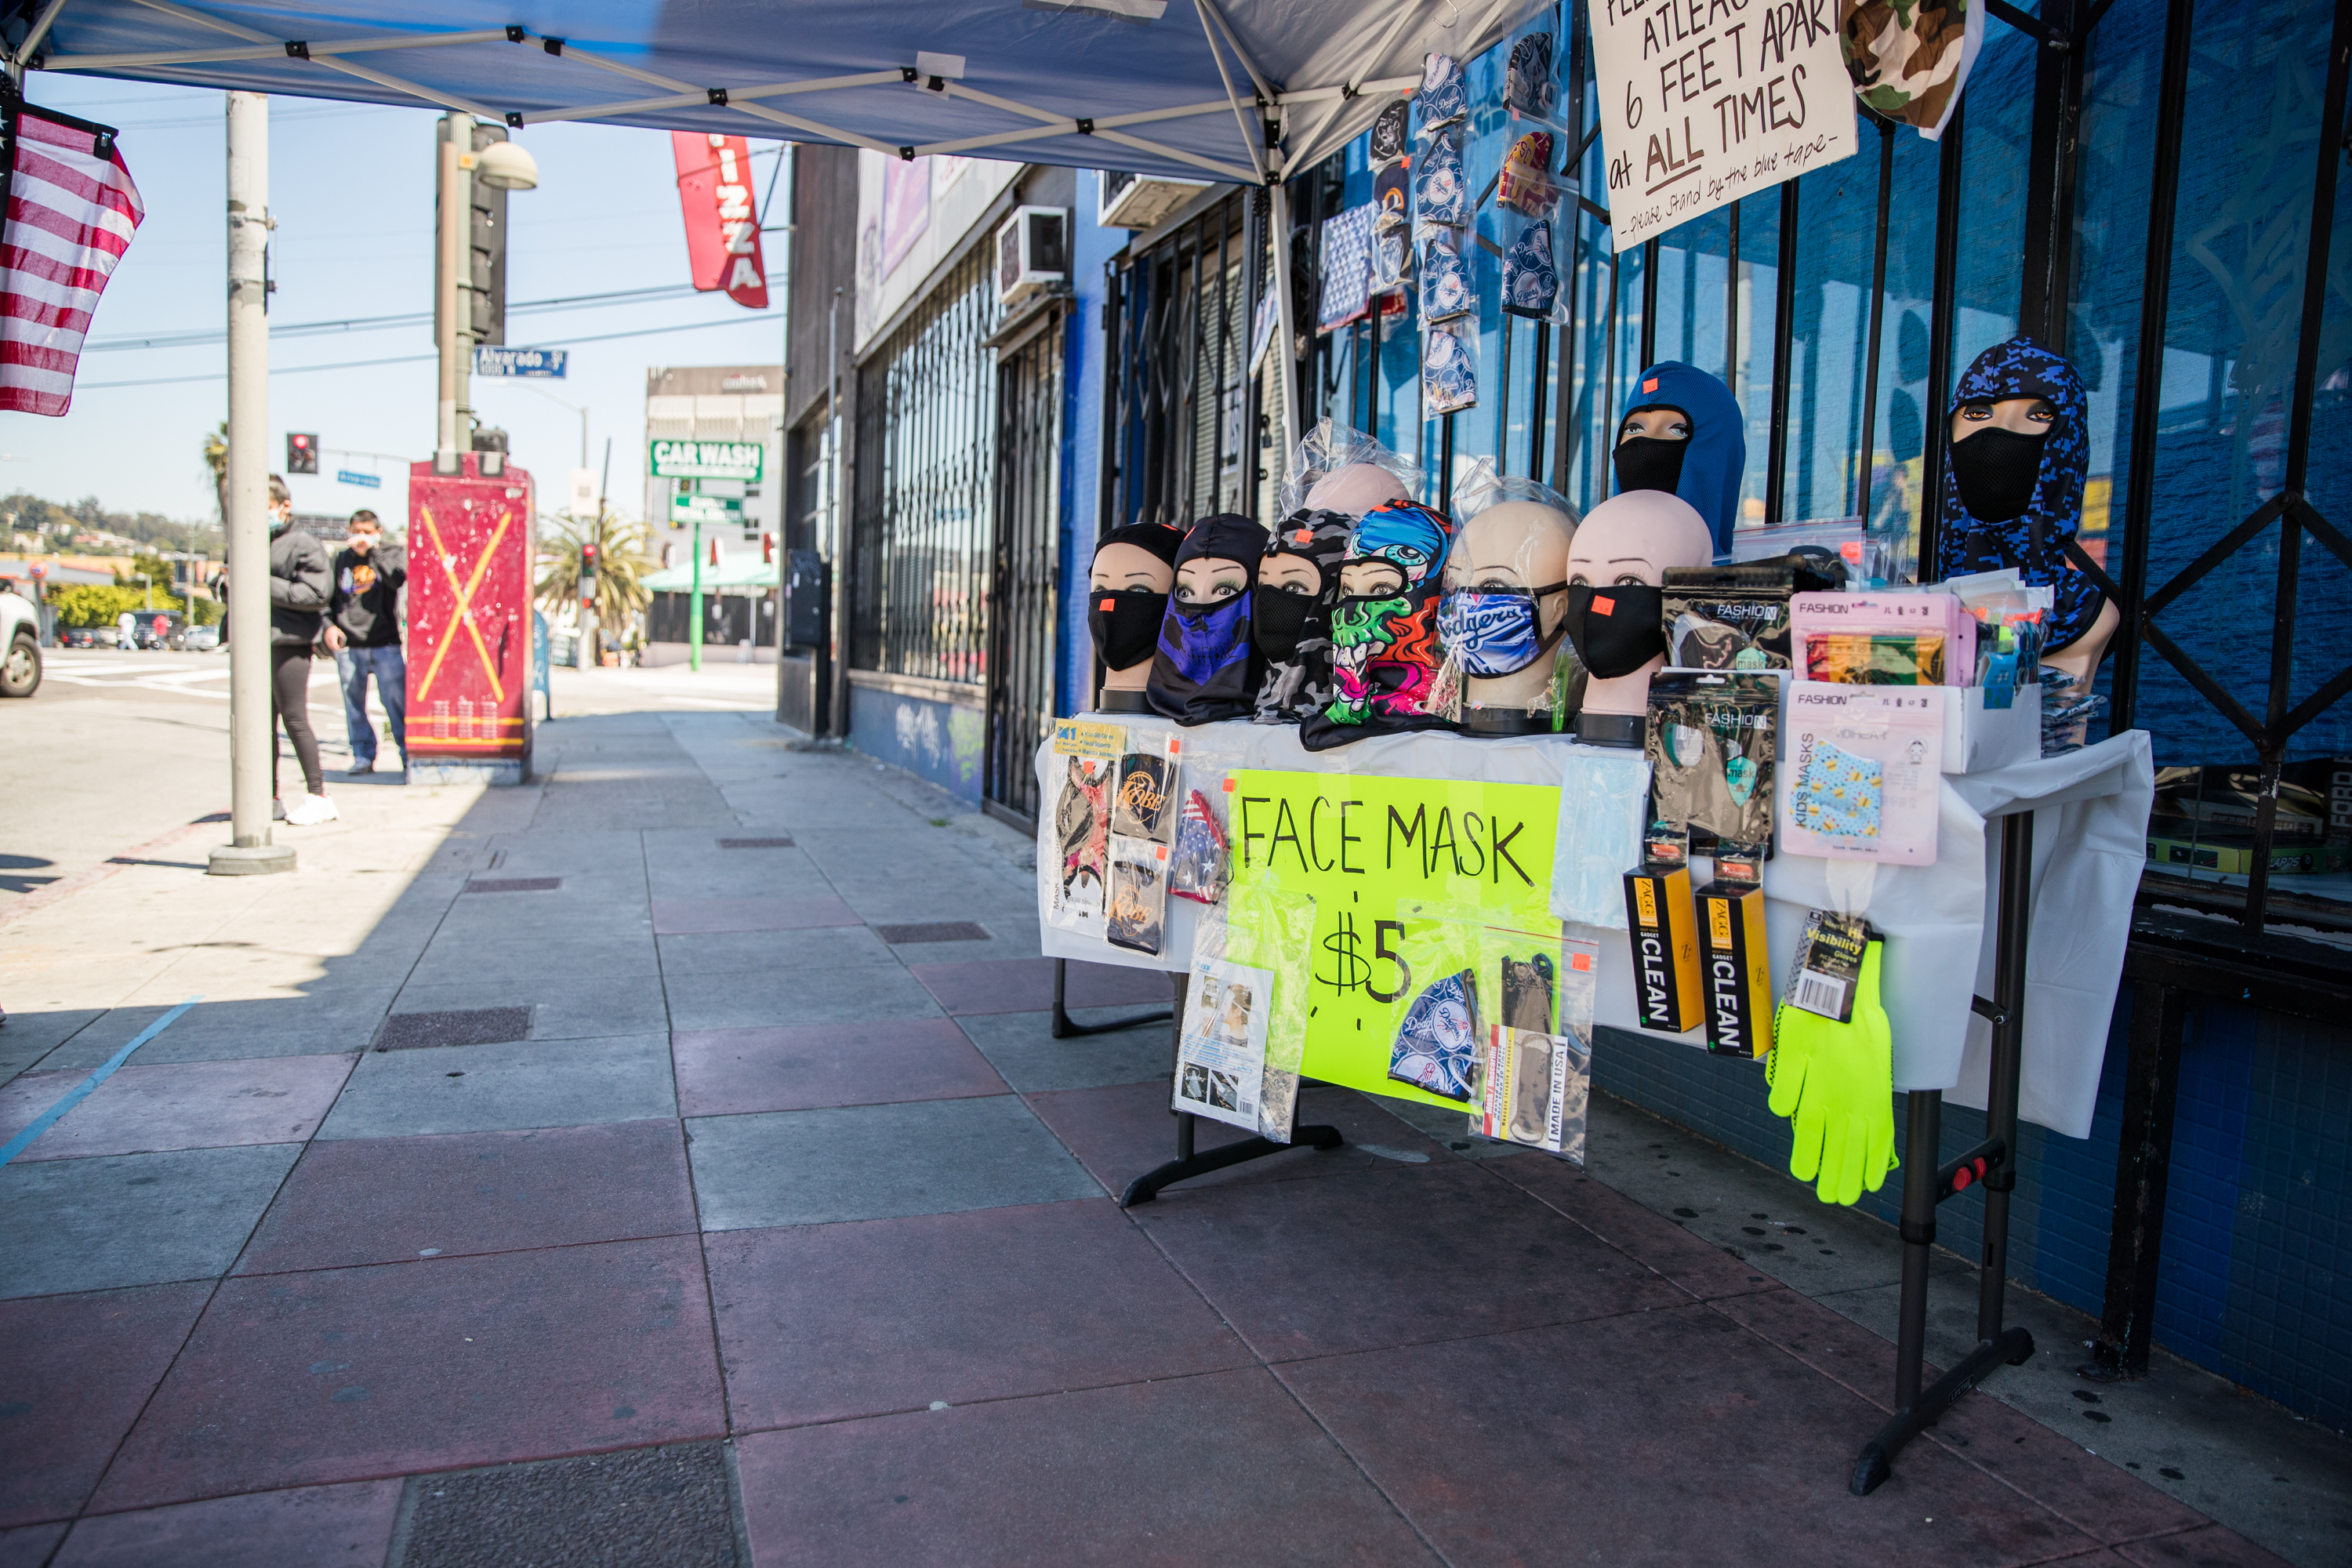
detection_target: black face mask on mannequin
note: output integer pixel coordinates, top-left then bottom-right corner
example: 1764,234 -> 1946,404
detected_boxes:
1089,592 -> 1166,670
1612,437 -> 1689,496
1559,583 -> 1668,679
1251,586 -> 1319,664
1947,427 -> 2046,521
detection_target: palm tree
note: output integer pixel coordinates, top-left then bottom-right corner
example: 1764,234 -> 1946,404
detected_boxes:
201,421 -> 227,525
537,507 -> 654,637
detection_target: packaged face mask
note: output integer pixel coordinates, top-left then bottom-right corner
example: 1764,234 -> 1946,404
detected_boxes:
1168,789 -> 1231,906
1662,555 -> 1845,670
1501,220 -> 1559,321
1422,323 -> 1478,416
1388,967 -> 1480,1102
1497,132 -> 1557,216
1778,684 -> 1946,865
1420,232 -> 1474,322
1105,836 -> 1170,955
1416,52 -> 1468,132
1048,753 -> 1113,935
1646,671 -> 1778,855
1414,125 -> 1469,227
1791,590 -> 1973,688
1109,745 -> 1178,843
1369,100 -> 1410,166
1504,31 -> 1558,122
1373,162 -> 1411,233
1372,227 -> 1412,292
1802,633 -> 1947,685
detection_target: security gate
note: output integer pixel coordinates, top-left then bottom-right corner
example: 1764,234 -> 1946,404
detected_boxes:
984,306 -> 1064,825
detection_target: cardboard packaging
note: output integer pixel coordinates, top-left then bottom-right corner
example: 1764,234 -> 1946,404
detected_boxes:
1624,863 -> 1703,1033
1697,880 -> 1773,1058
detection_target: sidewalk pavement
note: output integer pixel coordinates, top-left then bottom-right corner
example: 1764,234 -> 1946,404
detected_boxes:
0,710 -> 2335,1566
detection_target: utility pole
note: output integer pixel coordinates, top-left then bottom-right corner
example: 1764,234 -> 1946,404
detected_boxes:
434,111 -> 470,475
688,513 -> 704,673
209,91 -> 292,876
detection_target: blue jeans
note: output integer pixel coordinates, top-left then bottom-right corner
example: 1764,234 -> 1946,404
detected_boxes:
336,643 -> 407,766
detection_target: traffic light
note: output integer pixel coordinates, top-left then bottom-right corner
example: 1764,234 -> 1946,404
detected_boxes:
579,542 -> 598,606
286,433 -> 318,474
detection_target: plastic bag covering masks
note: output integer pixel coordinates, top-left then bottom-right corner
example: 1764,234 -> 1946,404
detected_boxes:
1616,361 -> 1748,556
1420,232 -> 1474,322
1148,513 -> 1270,724
1416,51 -> 1468,131
1280,419 -> 1423,518
1503,220 -> 1559,319
1505,30 -> 1558,122
1303,499 -> 1457,750
1414,125 -> 1470,227
1936,338 -> 2106,652
1550,750 -> 1653,930
1422,324 -> 1478,416
1253,507 -> 1352,724
1369,99 -> 1410,165
1169,789 -> 1231,904
1047,753 -> 1112,935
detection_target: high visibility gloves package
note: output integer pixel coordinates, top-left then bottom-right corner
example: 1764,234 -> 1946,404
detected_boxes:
1767,920 -> 1897,1206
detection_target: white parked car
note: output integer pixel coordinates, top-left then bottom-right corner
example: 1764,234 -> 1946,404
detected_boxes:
1,586 -> 40,697
183,622 -> 221,652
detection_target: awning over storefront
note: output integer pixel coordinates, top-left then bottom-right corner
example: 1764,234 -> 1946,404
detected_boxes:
13,0 -> 1543,187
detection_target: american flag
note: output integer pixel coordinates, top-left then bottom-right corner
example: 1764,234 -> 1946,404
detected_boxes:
1,100 -> 144,417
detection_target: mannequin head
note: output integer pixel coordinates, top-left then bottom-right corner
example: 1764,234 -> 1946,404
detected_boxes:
1561,490 -> 1714,730
1439,496 -> 1580,721
1149,513 -> 1271,724
1086,523 -> 1181,702
1305,462 -> 1411,518
1251,508 -> 1353,724
1612,361 -> 1745,554
1938,337 -> 2113,677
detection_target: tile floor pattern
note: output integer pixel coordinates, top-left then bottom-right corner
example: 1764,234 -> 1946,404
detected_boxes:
0,713 -> 2303,1566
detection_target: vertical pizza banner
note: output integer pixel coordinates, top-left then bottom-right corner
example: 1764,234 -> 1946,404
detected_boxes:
405,459 -> 534,771
670,132 -> 768,308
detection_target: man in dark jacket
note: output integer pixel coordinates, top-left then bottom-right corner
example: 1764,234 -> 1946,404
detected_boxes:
266,474 -> 336,826
323,508 -> 406,775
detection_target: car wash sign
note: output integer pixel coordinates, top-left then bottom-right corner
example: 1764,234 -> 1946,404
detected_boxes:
648,440 -> 764,482
1590,0 -> 1857,252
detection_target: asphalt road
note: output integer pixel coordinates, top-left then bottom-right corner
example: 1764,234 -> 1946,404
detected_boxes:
1,646 -> 779,911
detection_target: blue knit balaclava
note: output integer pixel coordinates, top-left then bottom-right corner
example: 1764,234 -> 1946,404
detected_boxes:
1936,338 -> 2104,652
1614,361 -> 1746,555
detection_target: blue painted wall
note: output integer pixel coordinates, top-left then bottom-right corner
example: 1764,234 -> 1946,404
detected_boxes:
1595,992 -> 2352,1432
847,684 -> 984,804
1059,172 -> 1124,722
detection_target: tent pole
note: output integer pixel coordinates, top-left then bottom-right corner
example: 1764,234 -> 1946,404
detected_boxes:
210,90 -> 292,876
1269,177 -> 1301,462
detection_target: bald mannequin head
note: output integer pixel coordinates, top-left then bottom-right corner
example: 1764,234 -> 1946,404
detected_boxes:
1305,462 -> 1410,518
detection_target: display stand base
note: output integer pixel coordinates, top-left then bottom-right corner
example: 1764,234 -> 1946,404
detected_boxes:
1096,689 -> 1155,714
1850,812 -> 2038,1495
1573,710 -> 1644,747
1116,971 -> 1345,1207
1050,956 -> 1173,1038
1461,707 -> 1555,737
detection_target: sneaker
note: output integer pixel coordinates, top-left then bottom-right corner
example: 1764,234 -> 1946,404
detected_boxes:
284,793 -> 339,826
272,797 -> 285,821
349,760 -> 375,776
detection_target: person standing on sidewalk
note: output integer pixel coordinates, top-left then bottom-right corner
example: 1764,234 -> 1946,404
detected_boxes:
324,508 -> 407,775
267,476 -> 336,826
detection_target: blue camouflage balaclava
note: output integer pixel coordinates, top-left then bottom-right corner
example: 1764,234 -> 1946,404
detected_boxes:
1615,361 -> 1746,555
1936,338 -> 2104,652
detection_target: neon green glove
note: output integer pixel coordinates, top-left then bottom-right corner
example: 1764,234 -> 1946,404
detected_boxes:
1766,939 -> 1897,1206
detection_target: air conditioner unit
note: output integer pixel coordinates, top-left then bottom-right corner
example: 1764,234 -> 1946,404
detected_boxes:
995,206 -> 1069,312
1098,169 -> 1214,230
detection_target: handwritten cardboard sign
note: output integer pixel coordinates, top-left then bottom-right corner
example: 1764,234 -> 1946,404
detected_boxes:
1591,0 -> 1858,252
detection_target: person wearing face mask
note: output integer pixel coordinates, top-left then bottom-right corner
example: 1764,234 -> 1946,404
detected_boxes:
1301,498 -> 1457,750
263,475 -> 336,825
1148,514 -> 1272,724
1084,522 -> 1184,713
1610,361 -> 1747,557
1252,508 -> 1352,724
1938,338 -> 2118,683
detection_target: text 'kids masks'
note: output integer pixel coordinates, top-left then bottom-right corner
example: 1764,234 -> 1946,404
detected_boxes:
1149,513 -> 1271,725
1936,338 -> 2106,652
1253,507 -> 1352,724
1613,362 -> 1747,556
1302,499 -> 1456,750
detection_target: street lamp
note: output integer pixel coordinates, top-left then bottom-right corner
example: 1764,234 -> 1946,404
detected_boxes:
435,121 -> 540,475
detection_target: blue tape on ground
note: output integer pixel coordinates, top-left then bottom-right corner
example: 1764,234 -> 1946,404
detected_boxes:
0,996 -> 202,1165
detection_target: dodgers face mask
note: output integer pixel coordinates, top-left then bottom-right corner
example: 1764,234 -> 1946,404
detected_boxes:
1561,583 -> 1668,679
1438,586 -> 1568,676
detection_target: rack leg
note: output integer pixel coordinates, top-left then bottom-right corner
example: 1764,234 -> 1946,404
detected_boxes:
1851,812 -> 2038,1495
1120,971 -> 1344,1207
1051,956 -> 1174,1039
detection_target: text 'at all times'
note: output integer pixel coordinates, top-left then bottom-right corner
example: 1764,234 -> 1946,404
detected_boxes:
1606,0 -> 1837,201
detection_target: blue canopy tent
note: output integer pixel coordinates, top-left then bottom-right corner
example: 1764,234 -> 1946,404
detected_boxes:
5,0 -> 1545,446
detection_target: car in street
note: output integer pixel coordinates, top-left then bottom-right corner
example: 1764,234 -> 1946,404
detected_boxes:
57,625 -> 106,649
182,622 -> 221,652
129,610 -> 184,649
1,584 -> 38,697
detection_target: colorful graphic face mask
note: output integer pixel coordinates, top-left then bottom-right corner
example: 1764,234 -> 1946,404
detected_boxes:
1790,740 -> 1885,840
1306,501 -> 1454,746
1389,967 -> 1480,1102
1438,586 -> 1566,676
1328,593 -> 1417,720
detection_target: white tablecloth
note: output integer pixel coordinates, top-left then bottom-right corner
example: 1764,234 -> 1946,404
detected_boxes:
1036,716 -> 2152,1138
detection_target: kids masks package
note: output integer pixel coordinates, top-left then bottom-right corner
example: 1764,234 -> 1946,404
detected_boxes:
1777,684 -> 1946,866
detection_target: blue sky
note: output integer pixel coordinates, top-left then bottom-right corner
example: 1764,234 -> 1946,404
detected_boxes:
9,74 -> 788,527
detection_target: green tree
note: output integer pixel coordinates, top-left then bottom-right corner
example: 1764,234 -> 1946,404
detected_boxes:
536,510 -> 654,636
201,421 -> 228,526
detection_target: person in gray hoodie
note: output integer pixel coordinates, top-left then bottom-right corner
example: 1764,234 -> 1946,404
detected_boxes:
266,474 -> 336,825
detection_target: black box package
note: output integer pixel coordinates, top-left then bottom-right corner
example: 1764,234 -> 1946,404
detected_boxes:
1661,551 -> 1846,670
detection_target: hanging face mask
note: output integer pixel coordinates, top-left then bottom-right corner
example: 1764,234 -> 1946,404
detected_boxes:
1438,585 -> 1568,677
1948,426 -> 2046,521
1613,436 -> 1689,496
1089,592 -> 1164,670
1559,583 -> 1668,679
1251,586 -> 1319,665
